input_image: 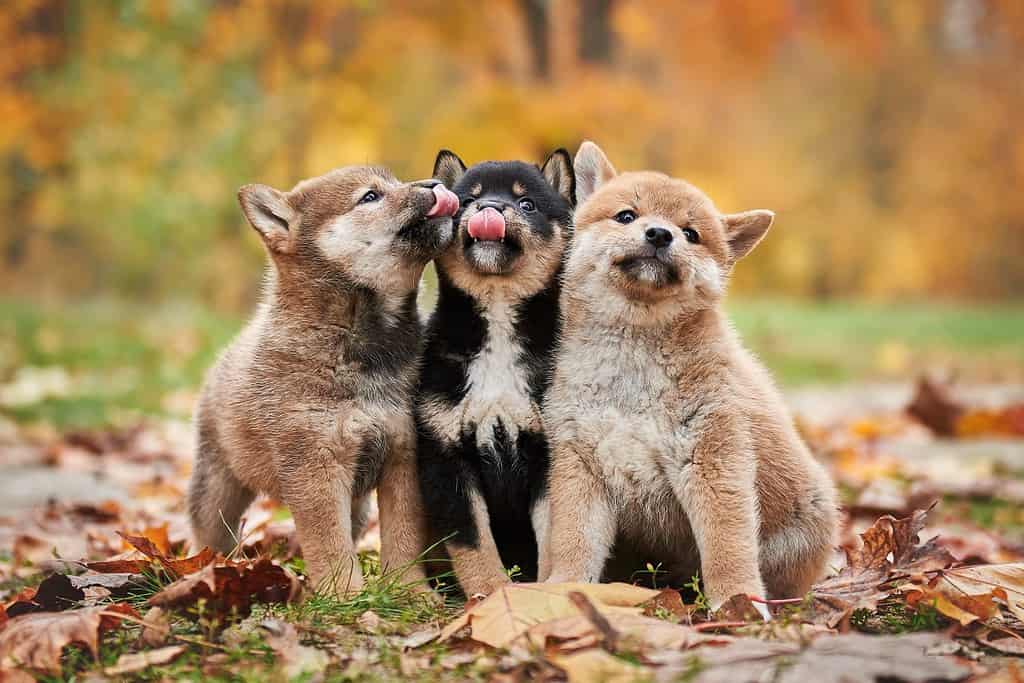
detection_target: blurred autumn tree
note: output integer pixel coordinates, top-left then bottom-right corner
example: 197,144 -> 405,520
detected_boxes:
2,0 -> 1022,310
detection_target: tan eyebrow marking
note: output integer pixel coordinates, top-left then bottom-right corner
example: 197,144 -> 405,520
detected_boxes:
470,183 -> 482,196
512,181 -> 526,196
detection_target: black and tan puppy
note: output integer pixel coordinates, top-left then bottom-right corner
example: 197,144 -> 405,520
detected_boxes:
413,149 -> 575,595
189,166 -> 458,597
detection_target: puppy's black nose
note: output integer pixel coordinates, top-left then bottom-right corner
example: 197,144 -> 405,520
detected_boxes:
477,199 -> 507,212
412,178 -> 442,189
645,227 -> 673,248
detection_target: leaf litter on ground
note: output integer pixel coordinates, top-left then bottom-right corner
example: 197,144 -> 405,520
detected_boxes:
2,382 -> 1024,680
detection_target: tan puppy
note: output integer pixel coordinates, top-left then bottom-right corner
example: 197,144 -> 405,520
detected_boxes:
188,166 -> 457,597
542,142 -> 838,611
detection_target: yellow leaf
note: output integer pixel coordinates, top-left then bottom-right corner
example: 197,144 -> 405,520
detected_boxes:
438,582 -> 659,649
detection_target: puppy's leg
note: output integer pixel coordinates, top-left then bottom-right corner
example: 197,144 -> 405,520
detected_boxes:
446,490 -> 511,596
544,443 -> 615,583
669,427 -> 765,611
417,431 -> 508,595
189,437 -> 254,554
378,446 -> 432,590
283,450 -> 363,598
351,494 -> 372,544
760,482 -> 838,599
532,495 -> 552,582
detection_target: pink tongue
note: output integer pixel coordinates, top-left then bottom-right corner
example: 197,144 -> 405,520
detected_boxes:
427,184 -> 459,217
467,207 -> 506,241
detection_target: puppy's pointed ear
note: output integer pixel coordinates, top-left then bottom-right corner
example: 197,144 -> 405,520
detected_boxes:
433,149 -> 466,188
238,184 -> 296,254
574,140 -> 617,205
540,148 -> 576,205
723,210 -> 774,262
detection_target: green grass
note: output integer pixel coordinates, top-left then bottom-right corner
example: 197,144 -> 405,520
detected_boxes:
2,296 -> 1023,427
727,298 -> 1024,384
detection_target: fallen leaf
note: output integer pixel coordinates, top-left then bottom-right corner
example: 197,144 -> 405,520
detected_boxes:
976,629 -> 1024,655
551,648 -> 648,683
140,606 -> 169,648
259,618 -> 328,679
118,530 -> 215,578
0,603 -> 137,674
527,613 -> 731,654
642,589 -> 692,620
103,645 -> 186,675
120,526 -> 172,559
398,626 -> 441,649
932,563 -> 1024,623
812,508 -> 955,626
357,609 -> 383,634
4,574 -> 84,617
655,632 -> 967,683
440,583 -> 660,648
147,558 -> 301,616
905,584 -> 996,626
906,376 -> 964,436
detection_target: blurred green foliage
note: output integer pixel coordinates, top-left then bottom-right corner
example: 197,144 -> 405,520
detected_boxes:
2,0 -> 1023,310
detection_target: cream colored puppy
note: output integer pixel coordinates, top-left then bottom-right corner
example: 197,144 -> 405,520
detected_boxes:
542,142 -> 838,612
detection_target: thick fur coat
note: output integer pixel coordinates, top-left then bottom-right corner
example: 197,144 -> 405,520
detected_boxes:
189,167 -> 456,596
413,150 -> 575,594
542,142 -> 838,610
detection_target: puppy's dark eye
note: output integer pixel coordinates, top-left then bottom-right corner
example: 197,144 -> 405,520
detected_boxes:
615,210 -> 637,224
518,198 -> 536,212
682,227 -> 700,244
359,190 -> 380,204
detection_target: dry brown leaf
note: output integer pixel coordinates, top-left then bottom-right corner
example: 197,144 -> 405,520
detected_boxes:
526,613 -> 732,654
140,606 -> 169,648
147,558 -> 301,616
976,629 -> 1024,656
4,573 -> 84,617
655,632 -> 967,683
642,589 -> 692,620
398,626 -> 441,650
357,609 -> 384,634
0,603 -> 137,674
259,618 -> 328,679
103,645 -> 186,675
117,530 -> 215,578
551,648 -> 648,683
905,585 -> 997,626
812,508 -> 955,627
906,376 -> 964,436
935,563 -> 1024,623
439,583 -> 659,649
119,526 -> 172,558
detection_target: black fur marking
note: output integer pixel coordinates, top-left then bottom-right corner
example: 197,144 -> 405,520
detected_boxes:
344,290 -> 420,377
416,421 -> 481,548
451,161 -> 573,239
352,431 -> 387,498
513,275 -> 562,405
418,269 -> 486,406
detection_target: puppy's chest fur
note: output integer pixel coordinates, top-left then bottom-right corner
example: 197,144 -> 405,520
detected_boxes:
547,329 -> 706,499
233,289 -> 421,497
419,282 -> 557,461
